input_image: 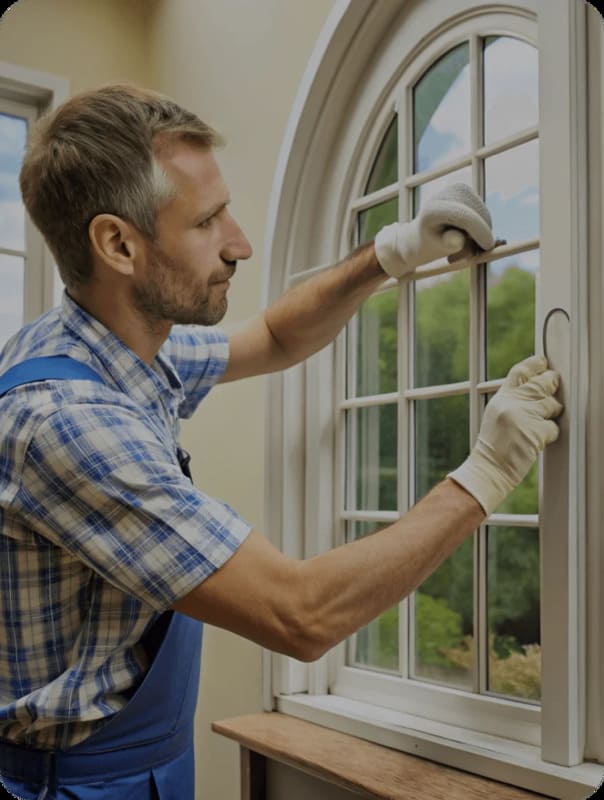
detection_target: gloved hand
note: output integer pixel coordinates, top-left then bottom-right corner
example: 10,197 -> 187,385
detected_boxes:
374,183 -> 496,278
447,355 -> 563,516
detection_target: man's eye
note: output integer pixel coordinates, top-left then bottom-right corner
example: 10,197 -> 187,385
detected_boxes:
198,216 -> 214,229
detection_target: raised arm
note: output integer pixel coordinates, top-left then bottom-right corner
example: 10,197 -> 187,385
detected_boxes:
219,183 -> 496,383
175,355 -> 562,660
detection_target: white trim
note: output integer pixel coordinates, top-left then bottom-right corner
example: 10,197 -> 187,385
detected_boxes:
263,0 -> 601,783
277,694 -> 604,800
0,61 -> 69,313
537,0 -> 588,767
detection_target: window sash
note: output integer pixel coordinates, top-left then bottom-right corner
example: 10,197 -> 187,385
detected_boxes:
266,0 -> 598,782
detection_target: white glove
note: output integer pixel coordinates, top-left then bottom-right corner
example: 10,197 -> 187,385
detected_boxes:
447,355 -> 563,516
374,183 -> 496,278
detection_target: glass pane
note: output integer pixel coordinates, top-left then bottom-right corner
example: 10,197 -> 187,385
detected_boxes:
413,165 -> 473,215
487,526 -> 541,701
348,522 -> 399,672
413,536 -> 474,690
484,36 -> 538,146
414,269 -> 469,388
358,198 -> 398,245
414,43 -> 471,174
0,113 -> 28,251
365,116 -> 397,194
0,254 -> 24,348
414,394 -> 469,502
348,404 -> 397,511
486,250 -> 538,381
485,139 -> 539,245
355,289 -> 398,397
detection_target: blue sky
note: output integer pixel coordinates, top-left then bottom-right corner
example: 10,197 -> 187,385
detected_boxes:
416,36 -> 539,276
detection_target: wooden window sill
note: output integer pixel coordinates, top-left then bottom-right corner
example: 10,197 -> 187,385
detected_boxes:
212,712 -> 553,799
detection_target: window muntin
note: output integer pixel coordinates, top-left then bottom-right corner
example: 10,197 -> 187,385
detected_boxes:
0,104 -> 28,348
341,34 -> 542,705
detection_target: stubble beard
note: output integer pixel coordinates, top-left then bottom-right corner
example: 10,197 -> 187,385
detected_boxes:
132,245 -> 229,329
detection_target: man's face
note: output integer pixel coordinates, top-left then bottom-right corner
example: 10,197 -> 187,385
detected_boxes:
132,141 -> 252,326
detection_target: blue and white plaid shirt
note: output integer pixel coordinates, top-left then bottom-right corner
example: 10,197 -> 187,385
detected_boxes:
0,292 -> 251,750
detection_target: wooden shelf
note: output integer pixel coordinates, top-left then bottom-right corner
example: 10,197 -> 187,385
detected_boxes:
212,712 -> 553,799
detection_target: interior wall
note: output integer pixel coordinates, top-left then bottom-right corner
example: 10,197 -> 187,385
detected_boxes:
146,2 -> 331,797
1,1 -> 332,798
0,0 -> 152,92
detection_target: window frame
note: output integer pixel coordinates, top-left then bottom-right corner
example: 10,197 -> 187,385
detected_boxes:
262,0 -> 602,795
0,60 -> 69,319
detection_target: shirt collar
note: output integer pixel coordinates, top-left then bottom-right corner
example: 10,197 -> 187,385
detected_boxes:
59,291 -> 185,410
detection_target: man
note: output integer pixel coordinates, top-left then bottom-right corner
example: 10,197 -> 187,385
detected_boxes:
0,85 -> 561,799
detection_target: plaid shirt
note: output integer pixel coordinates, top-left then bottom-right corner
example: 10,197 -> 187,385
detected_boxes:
0,292 -> 251,750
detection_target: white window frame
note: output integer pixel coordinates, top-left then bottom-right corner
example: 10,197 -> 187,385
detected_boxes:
0,61 -> 69,318
262,1 -> 604,797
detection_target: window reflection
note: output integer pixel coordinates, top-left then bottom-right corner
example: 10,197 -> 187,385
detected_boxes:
484,37 -> 538,146
413,165 -> 472,215
348,522 -> 399,672
356,289 -> 398,397
0,112 -> 28,252
487,526 -> 541,701
358,197 -> 398,245
486,251 -> 537,382
365,116 -> 398,194
414,269 -> 469,387
0,254 -> 24,347
414,43 -> 471,174
413,536 -> 474,690
485,139 -> 539,244
347,404 -> 397,512
414,394 -> 469,501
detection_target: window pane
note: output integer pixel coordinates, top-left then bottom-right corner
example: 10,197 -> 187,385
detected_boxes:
365,116 -> 397,194
0,112 -> 27,252
487,526 -> 541,701
486,251 -> 538,381
358,198 -> 398,245
485,139 -> 539,245
347,404 -> 397,511
414,269 -> 469,388
355,289 -> 398,397
413,165 -> 473,215
0,254 -> 24,348
348,522 -> 399,672
414,394 -> 469,502
413,536 -> 474,690
484,37 -> 538,146
413,43 -> 471,174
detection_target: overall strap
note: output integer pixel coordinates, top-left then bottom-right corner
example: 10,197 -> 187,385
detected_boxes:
0,355 -> 104,399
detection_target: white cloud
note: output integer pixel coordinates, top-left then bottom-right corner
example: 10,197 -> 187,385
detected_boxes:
485,139 -> 539,202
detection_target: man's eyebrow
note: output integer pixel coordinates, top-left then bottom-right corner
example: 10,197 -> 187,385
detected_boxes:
193,198 -> 231,224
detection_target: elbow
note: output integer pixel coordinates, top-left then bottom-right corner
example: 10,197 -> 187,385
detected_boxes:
277,565 -> 333,663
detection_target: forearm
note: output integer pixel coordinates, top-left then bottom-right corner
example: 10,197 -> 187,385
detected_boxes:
299,478 -> 484,657
264,241 -> 387,368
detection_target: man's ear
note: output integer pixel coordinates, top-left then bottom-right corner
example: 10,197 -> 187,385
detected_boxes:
88,214 -> 141,277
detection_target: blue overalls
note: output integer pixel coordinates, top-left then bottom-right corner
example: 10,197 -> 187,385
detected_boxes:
0,357 -> 203,799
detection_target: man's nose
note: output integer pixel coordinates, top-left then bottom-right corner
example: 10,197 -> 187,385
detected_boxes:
224,215 -> 253,262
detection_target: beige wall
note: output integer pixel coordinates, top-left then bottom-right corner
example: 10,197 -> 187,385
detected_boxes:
0,1 -> 331,797
0,0 -> 153,92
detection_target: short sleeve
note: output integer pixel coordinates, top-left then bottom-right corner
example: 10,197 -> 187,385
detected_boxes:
14,402 -> 251,611
161,325 -> 230,418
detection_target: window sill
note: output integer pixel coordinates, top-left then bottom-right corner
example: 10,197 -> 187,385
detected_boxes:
274,694 -> 603,799
213,711 -> 551,799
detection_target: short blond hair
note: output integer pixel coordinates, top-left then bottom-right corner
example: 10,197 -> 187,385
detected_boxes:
20,84 -> 223,290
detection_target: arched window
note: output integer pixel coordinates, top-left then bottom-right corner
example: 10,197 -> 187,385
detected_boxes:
264,1 -> 602,795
